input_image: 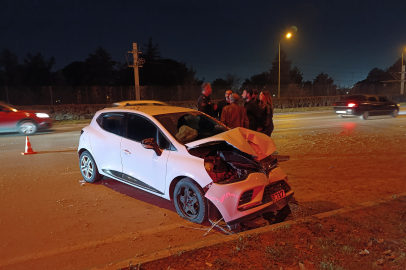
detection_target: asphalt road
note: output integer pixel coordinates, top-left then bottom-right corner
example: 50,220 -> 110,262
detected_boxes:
0,109 -> 405,270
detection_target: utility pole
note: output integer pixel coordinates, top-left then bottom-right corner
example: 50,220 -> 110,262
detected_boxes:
127,43 -> 144,100
401,52 -> 405,95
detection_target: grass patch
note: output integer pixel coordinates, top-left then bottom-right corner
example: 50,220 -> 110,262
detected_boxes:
265,242 -> 298,263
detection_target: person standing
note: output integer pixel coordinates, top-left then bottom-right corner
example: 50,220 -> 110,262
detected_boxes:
242,88 -> 262,131
221,93 -> 249,129
258,90 -> 274,136
252,89 -> 260,105
198,83 -> 217,117
216,90 -> 232,120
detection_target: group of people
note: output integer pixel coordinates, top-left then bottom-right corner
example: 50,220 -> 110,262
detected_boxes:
197,83 -> 274,137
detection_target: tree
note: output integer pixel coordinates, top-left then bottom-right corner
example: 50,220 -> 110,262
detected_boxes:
289,66 -> 303,85
143,37 -> 161,62
269,50 -> 292,86
62,61 -> 85,86
0,48 -> 21,86
22,53 -> 55,86
242,71 -> 270,87
212,78 -> 228,87
83,46 -> 117,86
312,72 -> 335,96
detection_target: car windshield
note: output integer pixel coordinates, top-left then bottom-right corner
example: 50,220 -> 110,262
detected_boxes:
154,111 -> 229,144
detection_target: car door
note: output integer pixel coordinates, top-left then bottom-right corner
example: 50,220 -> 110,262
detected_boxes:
377,96 -> 391,114
90,112 -> 124,178
366,96 -> 379,115
120,113 -> 171,195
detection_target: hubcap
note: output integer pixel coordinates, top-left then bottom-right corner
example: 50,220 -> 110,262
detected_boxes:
177,186 -> 199,218
20,122 -> 37,134
81,156 -> 93,180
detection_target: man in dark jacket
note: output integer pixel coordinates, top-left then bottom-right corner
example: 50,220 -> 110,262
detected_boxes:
216,90 -> 232,120
198,83 -> 217,117
252,89 -> 260,105
242,88 -> 262,131
221,93 -> 249,129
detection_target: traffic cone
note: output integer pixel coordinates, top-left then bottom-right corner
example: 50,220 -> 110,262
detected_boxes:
22,136 -> 37,155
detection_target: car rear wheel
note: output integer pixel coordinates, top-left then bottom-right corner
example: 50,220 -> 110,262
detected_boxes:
391,109 -> 399,117
79,151 -> 103,183
359,111 -> 368,120
18,120 -> 37,135
174,178 -> 207,224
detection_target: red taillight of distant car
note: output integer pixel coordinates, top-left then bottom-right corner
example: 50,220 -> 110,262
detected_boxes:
347,103 -> 356,107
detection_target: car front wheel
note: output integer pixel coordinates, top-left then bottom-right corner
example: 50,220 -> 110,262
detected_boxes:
79,151 -> 103,183
174,178 -> 207,224
18,120 -> 37,135
359,111 -> 368,120
391,109 -> 399,117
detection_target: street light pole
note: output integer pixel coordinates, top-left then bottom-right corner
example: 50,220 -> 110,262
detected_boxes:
401,51 -> 404,95
278,32 -> 292,99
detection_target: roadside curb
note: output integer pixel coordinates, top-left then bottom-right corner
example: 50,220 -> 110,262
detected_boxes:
92,192 -> 406,270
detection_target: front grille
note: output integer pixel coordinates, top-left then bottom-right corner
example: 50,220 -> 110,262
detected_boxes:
238,189 -> 253,206
262,180 -> 291,204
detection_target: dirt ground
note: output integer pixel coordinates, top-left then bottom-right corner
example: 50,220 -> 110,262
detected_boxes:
1,116 -> 406,270
133,196 -> 406,270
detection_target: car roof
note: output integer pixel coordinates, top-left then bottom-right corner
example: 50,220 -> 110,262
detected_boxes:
98,105 -> 195,116
112,100 -> 168,106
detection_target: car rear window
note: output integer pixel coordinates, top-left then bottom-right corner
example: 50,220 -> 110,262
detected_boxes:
96,113 -> 124,136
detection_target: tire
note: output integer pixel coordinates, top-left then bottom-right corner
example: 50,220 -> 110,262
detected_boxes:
79,151 -> 103,183
337,114 -> 343,118
174,178 -> 207,224
391,109 -> 399,117
359,111 -> 368,120
18,120 -> 37,135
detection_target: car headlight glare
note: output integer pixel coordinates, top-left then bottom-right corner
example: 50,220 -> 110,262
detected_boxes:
35,113 -> 50,118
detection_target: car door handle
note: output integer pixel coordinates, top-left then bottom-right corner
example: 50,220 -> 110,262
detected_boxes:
123,149 -> 131,155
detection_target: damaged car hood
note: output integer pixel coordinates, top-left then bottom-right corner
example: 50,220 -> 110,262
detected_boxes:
185,127 -> 276,161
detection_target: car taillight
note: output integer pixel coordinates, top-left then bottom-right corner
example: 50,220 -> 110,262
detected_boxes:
347,103 -> 357,107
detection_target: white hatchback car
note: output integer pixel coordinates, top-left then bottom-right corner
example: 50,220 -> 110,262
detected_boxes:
78,106 -> 294,227
112,100 -> 168,107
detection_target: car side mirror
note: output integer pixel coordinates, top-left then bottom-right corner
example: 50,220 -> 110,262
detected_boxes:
141,138 -> 162,156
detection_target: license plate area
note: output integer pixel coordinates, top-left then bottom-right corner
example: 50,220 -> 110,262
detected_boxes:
271,190 -> 286,203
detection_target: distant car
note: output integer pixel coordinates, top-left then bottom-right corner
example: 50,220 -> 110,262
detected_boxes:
333,94 -> 399,120
78,105 -> 294,227
112,100 -> 169,107
0,102 -> 53,135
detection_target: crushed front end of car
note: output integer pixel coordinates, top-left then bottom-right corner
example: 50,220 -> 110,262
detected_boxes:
187,127 -> 294,229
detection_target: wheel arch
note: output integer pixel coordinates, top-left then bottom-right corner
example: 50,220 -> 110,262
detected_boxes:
168,176 -> 204,201
16,118 -> 39,127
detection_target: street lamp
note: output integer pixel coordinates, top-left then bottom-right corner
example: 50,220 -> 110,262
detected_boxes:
278,32 -> 292,98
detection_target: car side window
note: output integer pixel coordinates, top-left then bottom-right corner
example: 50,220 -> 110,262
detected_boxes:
378,96 -> 388,102
368,96 -> 377,102
126,114 -> 171,149
126,114 -> 158,142
97,113 -> 124,136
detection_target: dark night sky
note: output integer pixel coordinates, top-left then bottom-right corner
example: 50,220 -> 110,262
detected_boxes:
2,0 -> 406,87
